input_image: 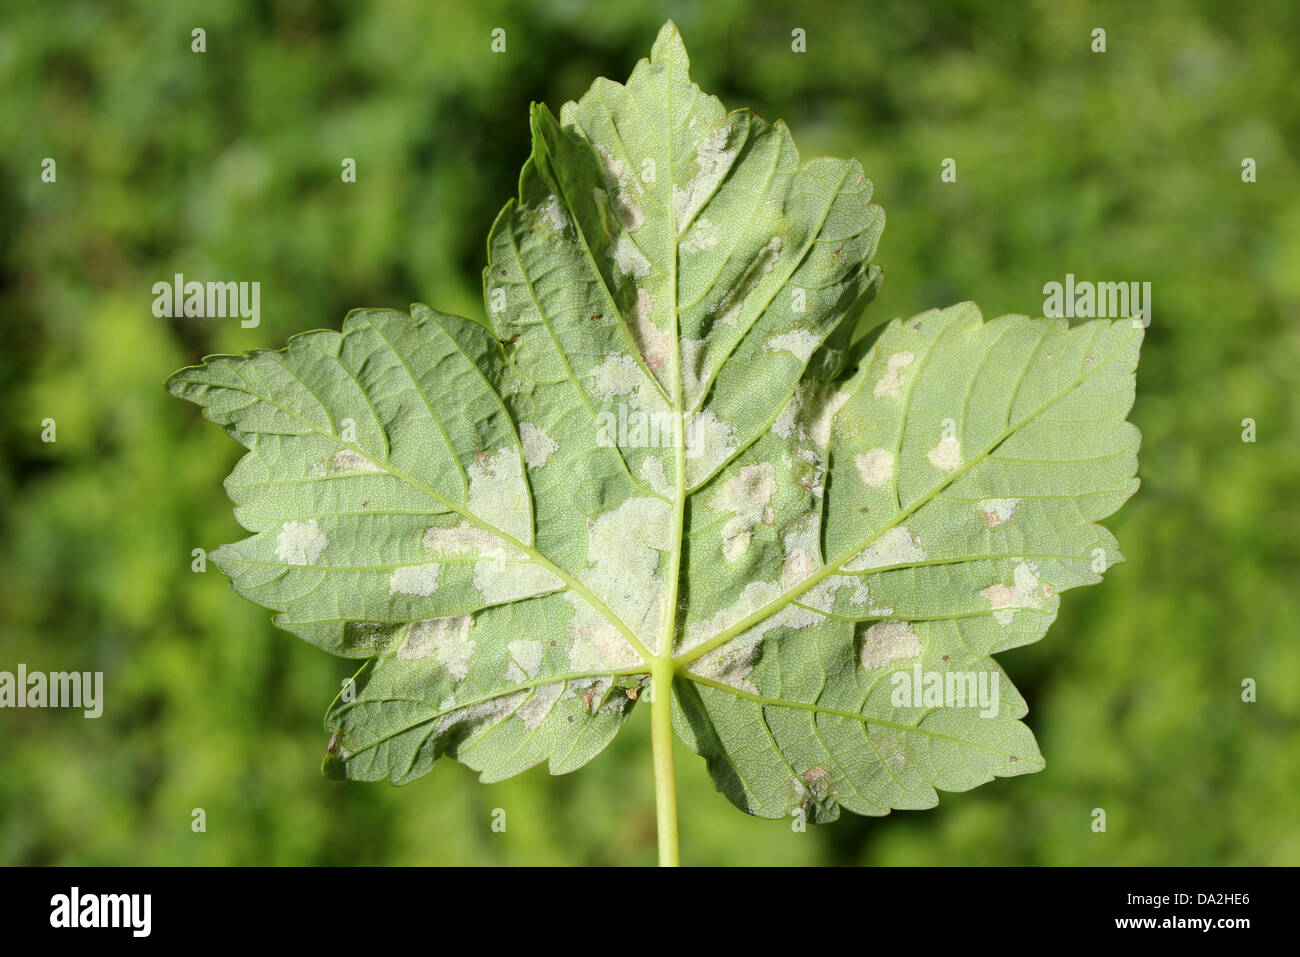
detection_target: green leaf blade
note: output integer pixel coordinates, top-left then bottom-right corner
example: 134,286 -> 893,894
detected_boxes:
168,304 -> 649,782
673,305 -> 1140,819
169,22 -> 1141,833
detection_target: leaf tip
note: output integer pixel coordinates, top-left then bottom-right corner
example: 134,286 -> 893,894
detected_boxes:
162,369 -> 186,397
321,754 -> 348,781
651,20 -> 689,67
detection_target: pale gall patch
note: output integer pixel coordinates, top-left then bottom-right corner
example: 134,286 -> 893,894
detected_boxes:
854,448 -> 894,488
400,615 -> 475,680
926,435 -> 962,472
275,519 -> 328,565
388,562 -> 442,597
519,422 -> 558,468
979,497 -> 1021,527
859,621 -> 922,670
873,351 -> 914,399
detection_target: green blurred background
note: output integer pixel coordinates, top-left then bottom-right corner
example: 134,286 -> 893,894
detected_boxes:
2,0 -> 1297,866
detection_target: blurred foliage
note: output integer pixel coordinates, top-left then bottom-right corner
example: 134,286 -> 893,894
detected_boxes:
1,0 -> 1297,865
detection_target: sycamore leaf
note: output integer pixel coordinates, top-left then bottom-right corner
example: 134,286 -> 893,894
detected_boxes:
168,22 -> 1141,824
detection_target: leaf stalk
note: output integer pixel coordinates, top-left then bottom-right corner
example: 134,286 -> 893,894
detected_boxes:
650,659 -> 680,866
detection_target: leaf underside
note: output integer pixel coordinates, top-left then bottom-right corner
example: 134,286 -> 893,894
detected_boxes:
168,23 -> 1141,823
